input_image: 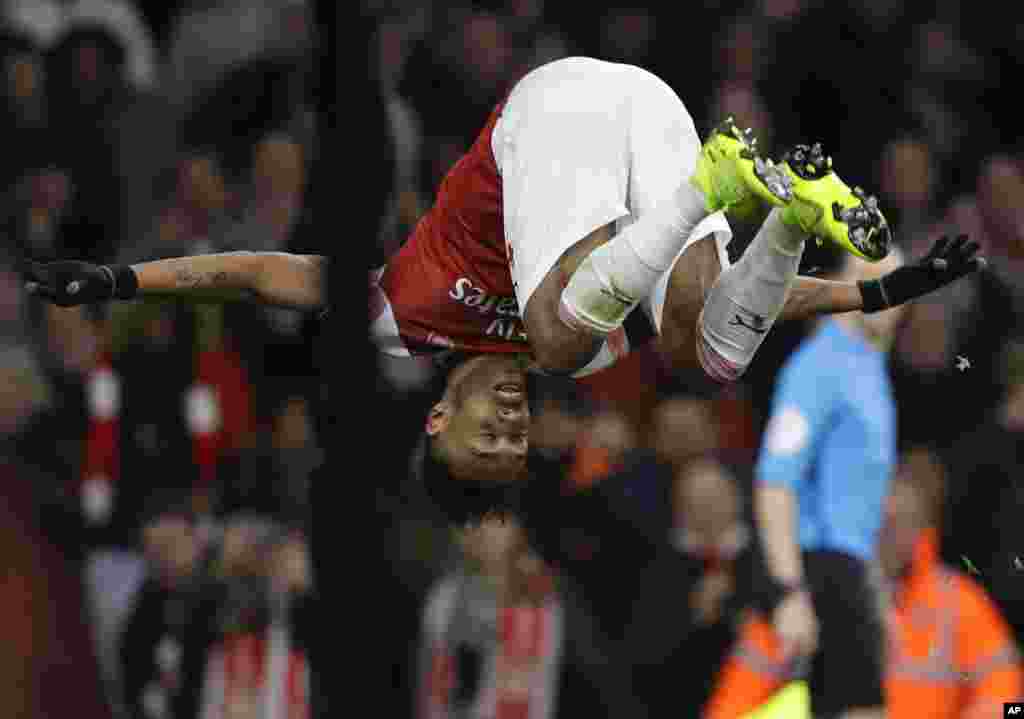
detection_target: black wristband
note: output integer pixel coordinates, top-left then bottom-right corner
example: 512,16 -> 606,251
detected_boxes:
108,265 -> 139,300
857,278 -> 889,313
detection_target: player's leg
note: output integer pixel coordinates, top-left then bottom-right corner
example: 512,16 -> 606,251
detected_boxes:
496,58 -> 631,375
500,57 -> 789,376
555,116 -> 790,342
650,145 -> 893,385
646,230 -> 728,391
638,136 -> 807,386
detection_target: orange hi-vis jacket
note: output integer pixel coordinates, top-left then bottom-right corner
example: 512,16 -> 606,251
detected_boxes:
703,529 -> 1023,719
886,529 -> 1022,719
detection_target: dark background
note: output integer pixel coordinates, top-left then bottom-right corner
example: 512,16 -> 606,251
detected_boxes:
1,1 -> 1023,716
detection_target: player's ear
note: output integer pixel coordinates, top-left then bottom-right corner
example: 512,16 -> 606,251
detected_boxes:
426,401 -> 452,436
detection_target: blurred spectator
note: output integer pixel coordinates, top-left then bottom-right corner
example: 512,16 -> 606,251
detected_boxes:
597,8 -> 655,67
649,396 -> 720,470
503,0 -> 568,80
756,0 -> 924,187
878,137 -> 937,241
708,81 -> 774,156
43,21 -> 148,262
707,15 -> 776,155
21,304 -> 118,540
719,16 -> 759,86
459,12 -> 513,104
631,457 -> 751,719
186,517 -> 313,719
976,155 -> 1024,311
670,458 -> 750,579
216,387 -> 320,523
165,0 -> 311,113
376,6 -> 429,262
4,0 -> 157,90
0,458 -> 111,719
417,515 -> 565,718
904,19 -> 997,198
0,27 -> 47,199
891,189 -> 1017,447
703,458 -> 1023,718
120,493 -> 204,719
400,6 -> 517,192
220,133 -> 307,253
378,89 -> 423,260
613,395 -> 723,527
132,0 -> 184,56
880,470 -> 1023,719
180,51 -> 313,194
530,388 -> 586,459
940,369 -> 1024,646
0,343 -> 50,436
15,295 -> 257,716
567,407 -> 637,491
0,259 -> 29,346
120,152 -> 232,263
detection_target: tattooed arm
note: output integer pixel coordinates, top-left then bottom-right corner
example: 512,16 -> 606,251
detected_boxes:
132,252 -> 326,309
778,276 -> 862,322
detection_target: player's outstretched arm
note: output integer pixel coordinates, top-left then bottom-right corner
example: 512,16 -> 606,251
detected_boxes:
778,275 -> 861,322
780,234 -> 985,322
24,252 -> 327,310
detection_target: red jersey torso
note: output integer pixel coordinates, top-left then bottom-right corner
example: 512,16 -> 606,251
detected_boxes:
371,104 -> 528,356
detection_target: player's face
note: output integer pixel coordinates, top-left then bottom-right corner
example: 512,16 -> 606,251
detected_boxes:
440,355 -> 531,483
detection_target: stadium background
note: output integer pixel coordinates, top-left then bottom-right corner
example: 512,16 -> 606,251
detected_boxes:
0,0 -> 1022,717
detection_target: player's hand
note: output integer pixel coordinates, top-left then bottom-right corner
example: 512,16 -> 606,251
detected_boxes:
772,589 -> 819,658
859,234 -> 986,313
24,260 -> 118,306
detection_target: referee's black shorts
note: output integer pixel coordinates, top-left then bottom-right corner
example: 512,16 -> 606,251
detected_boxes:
804,549 -> 887,718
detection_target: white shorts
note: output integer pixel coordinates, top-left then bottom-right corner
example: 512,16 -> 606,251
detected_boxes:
492,57 -> 733,373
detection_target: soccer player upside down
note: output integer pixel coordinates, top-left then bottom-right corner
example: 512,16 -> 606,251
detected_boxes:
26,57 -> 984,524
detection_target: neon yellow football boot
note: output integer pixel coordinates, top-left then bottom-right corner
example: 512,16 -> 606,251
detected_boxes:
778,143 -> 892,261
691,116 -> 794,221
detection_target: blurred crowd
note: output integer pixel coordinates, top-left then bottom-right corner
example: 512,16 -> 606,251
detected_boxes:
0,0 -> 318,717
0,0 -> 1023,718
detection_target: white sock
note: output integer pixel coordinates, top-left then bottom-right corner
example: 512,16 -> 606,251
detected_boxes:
560,181 -> 708,335
698,208 -> 805,378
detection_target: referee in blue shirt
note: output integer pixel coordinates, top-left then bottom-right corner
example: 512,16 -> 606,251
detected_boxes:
755,248 -> 907,719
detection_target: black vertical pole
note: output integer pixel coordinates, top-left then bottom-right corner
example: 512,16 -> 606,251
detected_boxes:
311,1 -> 396,716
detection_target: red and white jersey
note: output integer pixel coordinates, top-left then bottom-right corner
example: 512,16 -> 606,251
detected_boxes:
198,629 -> 309,719
419,574 -> 565,719
370,103 -> 529,358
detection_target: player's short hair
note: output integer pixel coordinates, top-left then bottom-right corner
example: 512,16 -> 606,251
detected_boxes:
418,433 -> 517,525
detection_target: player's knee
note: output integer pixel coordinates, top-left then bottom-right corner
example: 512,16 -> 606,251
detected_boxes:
696,331 -> 747,384
527,317 -> 600,376
530,335 -> 589,376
